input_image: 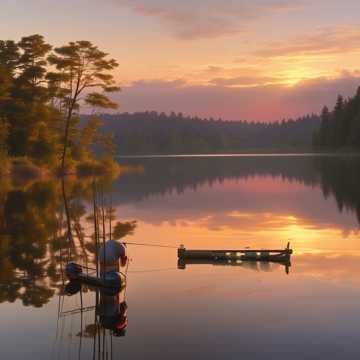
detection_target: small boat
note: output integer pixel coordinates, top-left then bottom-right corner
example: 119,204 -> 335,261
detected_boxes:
177,242 -> 292,263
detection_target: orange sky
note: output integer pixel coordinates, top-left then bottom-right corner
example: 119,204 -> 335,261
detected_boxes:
2,0 -> 360,120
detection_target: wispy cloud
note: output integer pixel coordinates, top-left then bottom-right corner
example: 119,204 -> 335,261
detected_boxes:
209,75 -> 281,87
254,26 -> 360,58
116,0 -> 304,40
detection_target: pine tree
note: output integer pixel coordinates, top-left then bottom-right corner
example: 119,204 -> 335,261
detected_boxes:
47,41 -> 120,173
318,106 -> 331,147
332,95 -> 345,148
5,35 -> 53,157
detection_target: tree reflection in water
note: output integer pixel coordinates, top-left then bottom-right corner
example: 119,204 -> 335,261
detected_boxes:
0,173 -> 136,308
0,155 -> 359,308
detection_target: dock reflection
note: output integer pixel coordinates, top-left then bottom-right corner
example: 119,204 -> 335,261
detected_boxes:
178,258 -> 291,274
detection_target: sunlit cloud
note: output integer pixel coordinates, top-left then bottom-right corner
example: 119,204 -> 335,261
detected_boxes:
2,0 -> 360,120
209,75 -> 282,87
115,71 -> 360,121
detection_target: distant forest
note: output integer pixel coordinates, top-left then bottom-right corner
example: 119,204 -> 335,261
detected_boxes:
314,87 -> 360,150
90,112 -> 320,155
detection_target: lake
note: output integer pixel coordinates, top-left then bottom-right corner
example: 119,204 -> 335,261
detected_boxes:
1,154 -> 360,359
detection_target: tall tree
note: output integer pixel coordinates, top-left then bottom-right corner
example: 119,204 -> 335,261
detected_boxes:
0,42 -> 17,158
333,95 -> 345,148
47,41 -> 120,173
348,87 -> 360,148
5,35 -> 53,156
317,106 -> 331,147
0,40 -> 19,74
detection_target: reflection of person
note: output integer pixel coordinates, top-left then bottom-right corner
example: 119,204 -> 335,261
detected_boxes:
99,285 -> 128,336
98,240 -> 127,273
98,240 -> 128,335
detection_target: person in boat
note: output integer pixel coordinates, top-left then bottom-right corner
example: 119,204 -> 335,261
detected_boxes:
98,239 -> 127,273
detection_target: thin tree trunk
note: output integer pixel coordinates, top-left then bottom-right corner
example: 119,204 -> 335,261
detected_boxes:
61,71 -> 81,174
61,178 -> 73,261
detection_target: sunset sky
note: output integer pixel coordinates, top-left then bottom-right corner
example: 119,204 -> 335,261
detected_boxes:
2,0 -> 360,121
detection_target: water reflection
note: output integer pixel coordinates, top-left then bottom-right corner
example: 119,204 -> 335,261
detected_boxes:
178,258 -> 291,274
1,155 -> 360,359
60,273 -> 128,359
114,155 -> 360,225
0,155 -> 359,307
55,179 -> 133,359
0,175 -> 135,307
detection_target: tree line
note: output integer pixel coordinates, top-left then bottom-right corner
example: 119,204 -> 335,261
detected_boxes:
3,33 -> 358,161
0,34 -> 120,174
313,87 -> 360,150
93,112 -> 320,155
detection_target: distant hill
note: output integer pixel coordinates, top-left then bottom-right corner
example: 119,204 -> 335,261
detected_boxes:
84,112 -> 320,155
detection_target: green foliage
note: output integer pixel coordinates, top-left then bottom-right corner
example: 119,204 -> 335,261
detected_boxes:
0,35 -> 60,158
314,87 -> 360,150
0,34 -> 120,172
0,40 -> 19,74
76,117 -> 104,160
85,92 -> 118,110
47,40 -> 120,171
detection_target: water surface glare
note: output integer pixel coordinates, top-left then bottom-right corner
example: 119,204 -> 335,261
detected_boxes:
1,155 -> 360,359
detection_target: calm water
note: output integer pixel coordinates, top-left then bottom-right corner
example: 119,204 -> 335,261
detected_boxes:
1,155 -> 360,359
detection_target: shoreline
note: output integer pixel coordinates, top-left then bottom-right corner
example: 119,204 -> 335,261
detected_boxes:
117,152 -> 360,159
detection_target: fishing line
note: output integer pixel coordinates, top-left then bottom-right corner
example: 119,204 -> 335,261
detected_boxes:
128,267 -> 178,274
124,241 -> 178,249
